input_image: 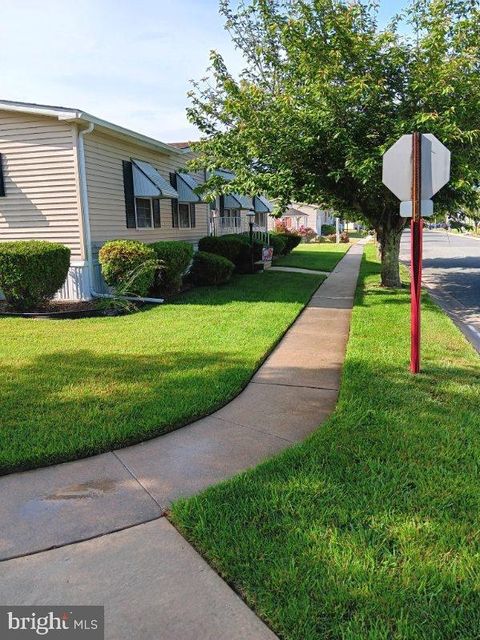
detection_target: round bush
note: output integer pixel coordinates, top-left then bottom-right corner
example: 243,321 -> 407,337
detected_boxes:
321,224 -> 336,236
236,238 -> 264,273
0,240 -> 70,311
198,235 -> 244,263
268,234 -> 287,257
275,232 -> 302,253
99,240 -> 156,297
190,251 -> 235,286
211,234 -> 264,273
150,241 -> 194,293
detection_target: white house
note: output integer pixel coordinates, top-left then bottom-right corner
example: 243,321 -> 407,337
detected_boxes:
0,104 -> 274,300
269,203 -> 336,234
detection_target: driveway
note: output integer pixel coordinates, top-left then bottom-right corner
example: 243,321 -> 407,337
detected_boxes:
400,229 -> 480,352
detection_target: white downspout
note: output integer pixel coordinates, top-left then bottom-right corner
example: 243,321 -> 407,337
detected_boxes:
76,121 -> 164,304
77,122 -> 95,293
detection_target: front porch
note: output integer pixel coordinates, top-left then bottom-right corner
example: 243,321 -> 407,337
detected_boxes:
209,212 -> 270,245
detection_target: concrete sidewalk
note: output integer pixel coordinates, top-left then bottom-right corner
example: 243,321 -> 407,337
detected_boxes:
0,241 -> 365,640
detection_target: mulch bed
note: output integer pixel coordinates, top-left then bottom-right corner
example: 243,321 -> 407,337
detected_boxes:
0,299 -> 126,319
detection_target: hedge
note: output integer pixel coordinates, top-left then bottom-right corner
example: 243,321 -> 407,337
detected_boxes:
0,240 -> 70,311
321,224 -> 336,236
150,241 -> 194,294
198,235 -> 245,264
274,232 -> 302,254
203,234 -> 263,273
190,251 -> 235,286
268,234 -> 287,257
99,240 -> 156,297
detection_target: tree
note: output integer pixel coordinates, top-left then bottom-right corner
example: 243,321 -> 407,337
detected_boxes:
187,0 -> 480,287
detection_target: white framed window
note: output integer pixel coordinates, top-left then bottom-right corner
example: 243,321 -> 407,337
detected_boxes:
178,202 -> 196,228
134,197 -> 161,229
255,212 -> 267,228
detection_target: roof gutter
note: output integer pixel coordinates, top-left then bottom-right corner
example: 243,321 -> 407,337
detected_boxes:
76,123 -> 164,305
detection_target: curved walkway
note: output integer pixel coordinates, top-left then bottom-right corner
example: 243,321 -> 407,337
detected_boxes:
0,241 -> 365,639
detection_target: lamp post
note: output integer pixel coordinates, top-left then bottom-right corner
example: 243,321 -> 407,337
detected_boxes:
246,210 -> 256,273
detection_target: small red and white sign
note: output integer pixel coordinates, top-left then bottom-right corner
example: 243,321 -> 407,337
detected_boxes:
262,247 -> 273,262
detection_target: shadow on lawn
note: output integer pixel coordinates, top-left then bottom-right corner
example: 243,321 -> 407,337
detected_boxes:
0,349 -> 252,474
175,353 -> 480,639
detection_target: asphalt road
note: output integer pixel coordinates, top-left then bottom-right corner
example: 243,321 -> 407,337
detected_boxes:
400,229 -> 480,353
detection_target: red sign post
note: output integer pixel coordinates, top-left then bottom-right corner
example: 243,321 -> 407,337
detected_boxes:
382,132 -> 451,374
410,132 -> 422,373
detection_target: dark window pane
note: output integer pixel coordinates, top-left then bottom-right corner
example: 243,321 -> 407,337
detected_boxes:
136,198 -> 152,228
179,203 -> 190,228
152,199 -> 161,227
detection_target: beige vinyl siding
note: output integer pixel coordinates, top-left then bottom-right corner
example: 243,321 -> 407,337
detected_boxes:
84,131 -> 209,246
0,111 -> 83,259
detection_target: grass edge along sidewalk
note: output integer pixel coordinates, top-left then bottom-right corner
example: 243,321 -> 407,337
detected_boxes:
0,270 -> 324,475
273,242 -> 352,272
171,243 -> 480,640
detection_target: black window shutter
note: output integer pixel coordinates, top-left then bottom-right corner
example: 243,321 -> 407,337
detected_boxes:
169,172 -> 179,228
152,199 -> 161,228
189,203 -> 196,228
0,153 -> 5,197
122,161 -> 136,228
219,195 -> 225,216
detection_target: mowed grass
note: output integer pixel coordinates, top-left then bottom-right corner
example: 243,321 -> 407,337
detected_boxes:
274,242 -> 352,271
0,270 -> 324,474
171,244 -> 480,640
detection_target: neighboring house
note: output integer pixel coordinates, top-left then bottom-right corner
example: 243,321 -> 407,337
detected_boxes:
270,203 -> 336,234
0,100 -> 211,300
169,150 -> 273,241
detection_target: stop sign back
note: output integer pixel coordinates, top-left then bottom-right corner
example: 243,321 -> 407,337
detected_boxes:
382,133 -> 450,201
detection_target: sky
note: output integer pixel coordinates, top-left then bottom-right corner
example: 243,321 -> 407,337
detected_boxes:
1,0 -> 409,143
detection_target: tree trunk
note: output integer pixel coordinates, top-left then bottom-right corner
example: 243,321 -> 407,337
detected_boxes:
376,218 -> 405,289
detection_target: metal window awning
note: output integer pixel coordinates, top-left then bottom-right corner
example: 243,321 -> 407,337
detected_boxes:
132,159 -> 178,199
253,196 -> 273,213
213,169 -> 234,181
176,172 -> 205,203
224,193 -> 253,210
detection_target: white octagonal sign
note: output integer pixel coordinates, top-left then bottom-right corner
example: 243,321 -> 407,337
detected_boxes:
382,134 -> 450,201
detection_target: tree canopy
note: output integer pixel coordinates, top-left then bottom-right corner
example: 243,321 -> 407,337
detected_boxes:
188,0 -> 480,286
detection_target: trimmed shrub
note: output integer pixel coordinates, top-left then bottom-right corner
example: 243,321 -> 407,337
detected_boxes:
190,251 -> 235,286
236,237 -> 264,272
198,235 -> 244,263
321,224 -> 336,236
99,240 -> 156,297
340,231 -> 350,243
150,241 -> 194,293
276,232 -> 302,254
0,240 -> 70,311
268,234 -> 287,257
214,234 -> 264,273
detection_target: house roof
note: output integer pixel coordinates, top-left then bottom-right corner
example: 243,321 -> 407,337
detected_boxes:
169,142 -> 193,150
284,207 -> 308,217
0,99 -> 183,156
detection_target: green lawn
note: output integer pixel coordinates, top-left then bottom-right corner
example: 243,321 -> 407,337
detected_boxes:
171,244 -> 480,640
274,242 -> 352,271
0,270 -> 324,474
